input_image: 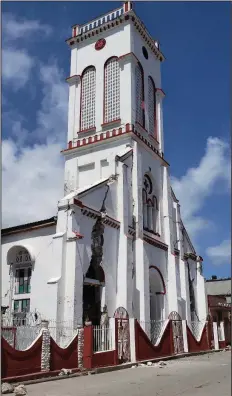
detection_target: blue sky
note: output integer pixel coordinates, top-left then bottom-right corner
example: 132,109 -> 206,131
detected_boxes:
2,1 -> 230,278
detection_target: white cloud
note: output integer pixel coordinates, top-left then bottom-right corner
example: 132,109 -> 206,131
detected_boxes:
2,48 -> 35,90
172,137 -> 230,242
2,140 -> 64,227
2,13 -> 53,91
2,12 -> 52,42
2,63 -> 68,227
206,239 -> 231,265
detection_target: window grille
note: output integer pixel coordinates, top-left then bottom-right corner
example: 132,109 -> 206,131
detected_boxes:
104,58 -> 120,123
80,67 -> 96,130
148,76 -> 157,137
135,64 -> 144,126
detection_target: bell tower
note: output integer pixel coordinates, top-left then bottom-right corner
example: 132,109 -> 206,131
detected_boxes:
63,1 -> 166,194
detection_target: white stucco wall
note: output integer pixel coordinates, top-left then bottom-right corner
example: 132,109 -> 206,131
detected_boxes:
1,225 -> 58,320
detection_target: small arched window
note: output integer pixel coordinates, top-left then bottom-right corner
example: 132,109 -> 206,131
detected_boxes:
104,57 -> 120,123
135,62 -> 145,128
148,76 -> 157,139
80,66 -> 96,131
143,174 -> 159,234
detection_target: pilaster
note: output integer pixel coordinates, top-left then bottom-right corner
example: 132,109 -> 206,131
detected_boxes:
41,320 -> 50,372
162,166 -> 178,313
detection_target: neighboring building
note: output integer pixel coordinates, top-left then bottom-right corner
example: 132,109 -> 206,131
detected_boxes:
206,276 -> 231,344
1,2 -> 208,329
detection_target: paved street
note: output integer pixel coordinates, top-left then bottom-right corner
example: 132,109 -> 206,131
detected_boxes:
26,351 -> 230,396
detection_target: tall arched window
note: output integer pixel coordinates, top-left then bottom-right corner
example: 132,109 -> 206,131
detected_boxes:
135,62 -> 145,128
104,57 -> 120,123
148,76 -> 157,139
80,66 -> 96,131
143,174 -> 159,234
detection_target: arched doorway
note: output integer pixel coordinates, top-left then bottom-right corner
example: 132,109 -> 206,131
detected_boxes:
7,245 -> 35,323
83,265 -> 105,326
149,266 -> 166,321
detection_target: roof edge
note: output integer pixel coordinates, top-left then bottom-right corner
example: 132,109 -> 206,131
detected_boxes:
2,216 -> 57,236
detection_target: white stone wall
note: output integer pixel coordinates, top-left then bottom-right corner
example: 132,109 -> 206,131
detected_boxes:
1,225 -> 58,320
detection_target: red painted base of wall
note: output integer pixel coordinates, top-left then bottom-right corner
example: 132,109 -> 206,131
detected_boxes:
186,324 -> 209,353
50,336 -> 78,371
1,336 -> 42,379
92,351 -> 116,368
135,320 -> 173,361
219,340 -> 226,349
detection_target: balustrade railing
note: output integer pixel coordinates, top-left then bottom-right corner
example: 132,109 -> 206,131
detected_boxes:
79,7 -> 124,35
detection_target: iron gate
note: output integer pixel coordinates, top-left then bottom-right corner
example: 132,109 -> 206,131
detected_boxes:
168,311 -> 184,354
114,307 -> 130,363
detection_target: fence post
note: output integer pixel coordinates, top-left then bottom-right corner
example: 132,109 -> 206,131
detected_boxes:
77,327 -> 84,370
41,320 -> 50,372
182,320 -> 188,353
219,321 -> 226,348
213,322 -> 219,350
83,324 -> 93,369
129,318 -> 136,363
109,317 -> 116,350
114,319 -> 119,365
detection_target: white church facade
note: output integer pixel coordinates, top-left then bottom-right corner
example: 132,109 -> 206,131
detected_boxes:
2,2 -> 208,329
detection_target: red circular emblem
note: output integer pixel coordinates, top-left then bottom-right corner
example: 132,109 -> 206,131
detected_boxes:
95,38 -> 106,51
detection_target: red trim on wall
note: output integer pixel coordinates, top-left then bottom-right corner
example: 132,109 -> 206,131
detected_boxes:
118,52 -> 140,64
135,320 -> 173,361
92,351 -> 115,368
74,198 -> 84,207
186,323 -> 210,353
101,119 -> 121,128
50,335 -> 78,371
83,326 -> 93,370
78,127 -> 96,134
73,27 -> 76,37
149,265 -> 166,294
1,336 -> 42,379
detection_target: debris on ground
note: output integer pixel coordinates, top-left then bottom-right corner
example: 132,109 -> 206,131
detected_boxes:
147,361 -> 153,366
131,365 -> 137,368
2,383 -> 14,394
58,368 -> 73,376
13,384 -> 27,395
158,361 -> 167,367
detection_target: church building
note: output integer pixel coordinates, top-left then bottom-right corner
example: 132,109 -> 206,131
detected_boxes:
2,2 -> 208,329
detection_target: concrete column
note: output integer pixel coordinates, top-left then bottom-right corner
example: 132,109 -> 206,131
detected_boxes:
41,320 -> 50,372
119,60 -> 133,125
182,320 -> 188,353
176,203 -> 191,322
196,259 -> 207,321
132,143 -> 150,325
83,324 -> 93,369
77,327 -> 84,370
156,91 -> 165,153
67,79 -> 80,143
109,317 -> 116,350
116,162 -> 129,310
162,167 -> 178,314
213,322 -> 219,350
129,318 -> 136,363
219,321 -> 225,341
